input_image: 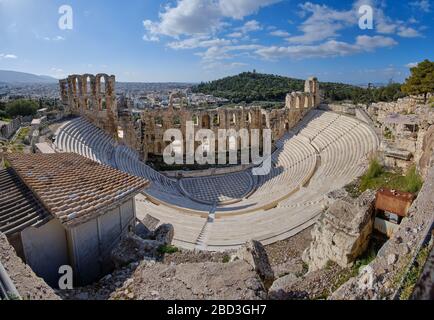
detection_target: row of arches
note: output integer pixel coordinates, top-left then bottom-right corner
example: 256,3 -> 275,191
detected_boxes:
60,74 -> 116,112
148,111 -> 270,130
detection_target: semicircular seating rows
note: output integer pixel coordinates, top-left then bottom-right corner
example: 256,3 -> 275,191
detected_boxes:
53,109 -> 379,251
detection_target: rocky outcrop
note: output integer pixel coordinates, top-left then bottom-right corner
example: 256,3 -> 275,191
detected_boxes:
109,259 -> 266,300
111,234 -> 162,268
303,190 -> 376,271
418,125 -> 434,178
0,233 -> 60,300
234,240 -> 275,289
153,224 -> 174,245
331,165 -> 434,300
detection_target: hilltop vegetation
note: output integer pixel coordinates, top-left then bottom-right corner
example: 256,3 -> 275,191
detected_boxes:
0,99 -> 38,118
193,72 -> 407,105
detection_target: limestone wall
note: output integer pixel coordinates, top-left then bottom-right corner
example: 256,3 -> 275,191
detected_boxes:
60,74 -> 319,162
331,162 -> 434,300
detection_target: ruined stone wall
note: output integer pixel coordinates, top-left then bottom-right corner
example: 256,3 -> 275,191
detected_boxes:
331,162 -> 434,300
60,74 -> 319,162
59,74 -> 118,140
285,77 -> 320,110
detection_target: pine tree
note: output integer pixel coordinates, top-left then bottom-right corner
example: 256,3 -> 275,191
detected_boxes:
402,59 -> 434,103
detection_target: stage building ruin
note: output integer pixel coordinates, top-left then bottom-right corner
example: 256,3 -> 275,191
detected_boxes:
59,74 -> 320,163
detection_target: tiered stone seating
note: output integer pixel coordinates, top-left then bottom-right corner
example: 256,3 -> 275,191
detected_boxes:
180,171 -> 254,204
53,111 -> 379,251
135,194 -> 206,250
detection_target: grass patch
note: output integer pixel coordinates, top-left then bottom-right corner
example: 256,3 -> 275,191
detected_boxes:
158,245 -> 179,255
0,116 -> 12,123
383,127 -> 394,140
359,159 -> 423,194
222,255 -> 231,263
15,127 -> 30,142
399,245 -> 432,300
344,180 -> 362,198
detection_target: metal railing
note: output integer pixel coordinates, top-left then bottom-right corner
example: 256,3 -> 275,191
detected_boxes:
0,261 -> 21,300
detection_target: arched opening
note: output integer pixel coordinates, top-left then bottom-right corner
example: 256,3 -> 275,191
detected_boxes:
74,77 -> 79,94
101,96 -> 107,110
86,76 -> 92,94
246,112 -> 252,123
230,114 -> 236,125
173,115 -> 181,128
202,137 -> 210,157
156,142 -> 162,154
99,77 -> 106,94
229,136 -> 237,151
202,114 -> 210,129
213,114 -> 220,126
155,116 -> 163,128
262,114 -> 267,128
192,115 -> 199,126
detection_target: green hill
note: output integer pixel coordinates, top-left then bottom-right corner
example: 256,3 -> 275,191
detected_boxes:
193,72 -> 406,105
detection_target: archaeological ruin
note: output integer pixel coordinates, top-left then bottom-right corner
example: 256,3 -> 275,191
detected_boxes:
59,74 -> 320,162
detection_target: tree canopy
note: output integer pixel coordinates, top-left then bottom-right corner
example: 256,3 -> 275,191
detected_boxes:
5,99 -> 38,117
402,59 -> 434,103
193,72 -> 407,105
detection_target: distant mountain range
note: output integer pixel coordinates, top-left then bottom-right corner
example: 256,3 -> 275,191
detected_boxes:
0,70 -> 58,84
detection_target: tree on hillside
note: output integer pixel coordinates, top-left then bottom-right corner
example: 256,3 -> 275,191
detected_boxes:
402,59 -> 434,103
5,99 -> 38,117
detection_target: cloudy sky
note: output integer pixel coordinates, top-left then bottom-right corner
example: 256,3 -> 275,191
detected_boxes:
0,0 -> 432,83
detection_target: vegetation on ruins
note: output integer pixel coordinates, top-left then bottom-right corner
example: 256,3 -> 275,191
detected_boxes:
359,160 -> 423,194
4,99 -> 38,117
402,59 -> 434,104
0,140 -> 22,168
158,245 -> 179,255
399,243 -> 432,300
429,96 -> 434,108
193,72 -> 407,105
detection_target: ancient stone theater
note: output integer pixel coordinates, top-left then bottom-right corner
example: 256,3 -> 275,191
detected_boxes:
56,73 -> 379,251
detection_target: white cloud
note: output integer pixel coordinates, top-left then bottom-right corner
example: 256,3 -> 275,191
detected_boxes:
256,35 -> 397,60
197,44 -> 262,61
219,0 -> 281,19
238,20 -> 262,33
43,35 -> 66,41
287,1 -> 425,44
270,29 -> 291,37
397,26 -> 423,38
286,2 -> 355,44
143,0 -> 223,38
168,36 -> 233,49
140,0 -> 417,66
142,0 -> 279,39
406,62 -> 419,68
0,53 -> 17,59
227,32 -> 243,38
410,0 -> 431,12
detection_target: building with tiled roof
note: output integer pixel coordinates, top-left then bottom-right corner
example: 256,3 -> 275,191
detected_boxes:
1,153 -> 149,286
7,153 -> 149,227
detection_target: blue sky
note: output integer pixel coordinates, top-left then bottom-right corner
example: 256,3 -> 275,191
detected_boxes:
0,0 -> 432,83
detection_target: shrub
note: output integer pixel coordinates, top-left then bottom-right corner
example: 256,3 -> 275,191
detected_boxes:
5,99 -> 38,117
222,255 -> 231,263
158,245 -> 179,255
403,166 -> 423,194
359,160 -> 423,194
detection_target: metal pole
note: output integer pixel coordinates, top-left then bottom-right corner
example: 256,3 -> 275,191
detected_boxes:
0,261 -> 21,300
